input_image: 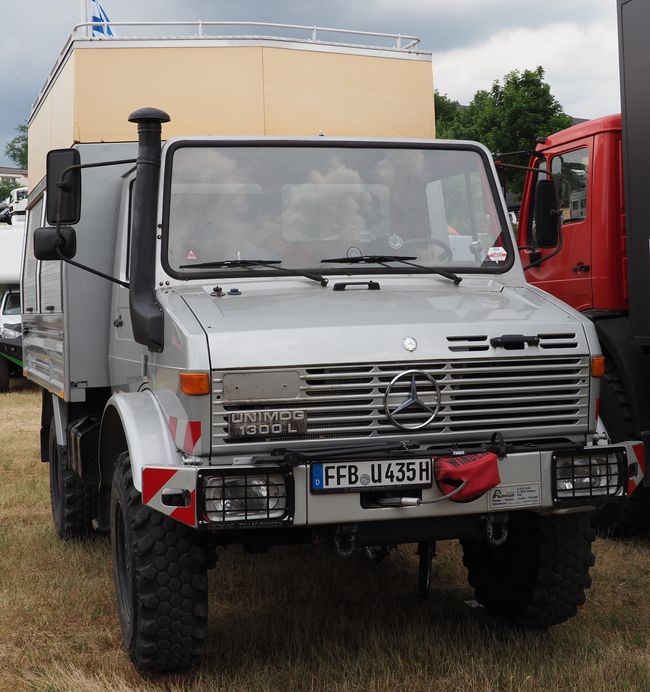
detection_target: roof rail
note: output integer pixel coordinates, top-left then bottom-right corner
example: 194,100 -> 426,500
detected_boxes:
69,21 -> 421,50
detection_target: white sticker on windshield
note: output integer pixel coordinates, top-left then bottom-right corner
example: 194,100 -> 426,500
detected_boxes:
487,246 -> 508,263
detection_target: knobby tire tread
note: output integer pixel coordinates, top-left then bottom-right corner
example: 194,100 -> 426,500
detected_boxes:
49,424 -> 96,539
112,452 -> 208,673
598,359 -> 650,536
461,513 -> 595,628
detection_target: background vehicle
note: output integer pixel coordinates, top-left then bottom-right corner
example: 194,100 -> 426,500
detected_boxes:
515,0 -> 650,534
0,212 -> 25,390
0,286 -> 22,391
0,186 -> 28,224
23,21 -> 644,672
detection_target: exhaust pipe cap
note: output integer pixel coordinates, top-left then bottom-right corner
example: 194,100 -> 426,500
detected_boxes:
128,107 -> 171,125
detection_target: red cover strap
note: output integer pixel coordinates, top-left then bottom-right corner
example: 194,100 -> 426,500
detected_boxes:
434,452 -> 501,502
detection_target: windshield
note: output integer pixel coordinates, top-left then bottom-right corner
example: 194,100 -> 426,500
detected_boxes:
3,292 -> 20,315
163,143 -> 512,278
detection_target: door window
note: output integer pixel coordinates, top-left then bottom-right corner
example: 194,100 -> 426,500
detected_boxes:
551,148 -> 589,223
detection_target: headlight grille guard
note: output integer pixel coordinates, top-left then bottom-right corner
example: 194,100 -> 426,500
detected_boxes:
551,447 -> 627,504
197,467 -> 294,529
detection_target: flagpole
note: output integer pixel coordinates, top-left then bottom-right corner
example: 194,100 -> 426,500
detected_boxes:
80,0 -> 89,36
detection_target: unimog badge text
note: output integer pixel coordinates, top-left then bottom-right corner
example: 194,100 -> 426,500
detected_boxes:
228,410 -> 307,438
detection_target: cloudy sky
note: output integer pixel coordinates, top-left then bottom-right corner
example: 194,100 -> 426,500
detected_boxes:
1,0 -> 620,169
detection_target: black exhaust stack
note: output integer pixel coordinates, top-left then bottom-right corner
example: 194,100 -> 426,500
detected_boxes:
128,107 -> 170,352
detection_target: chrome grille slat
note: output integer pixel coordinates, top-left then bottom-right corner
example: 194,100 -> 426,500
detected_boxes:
212,356 -> 590,448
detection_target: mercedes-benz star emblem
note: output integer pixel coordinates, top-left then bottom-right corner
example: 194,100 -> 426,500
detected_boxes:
402,337 -> 417,352
384,369 -> 441,430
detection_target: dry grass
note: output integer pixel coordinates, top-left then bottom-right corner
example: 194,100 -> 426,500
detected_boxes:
2,385 -> 650,691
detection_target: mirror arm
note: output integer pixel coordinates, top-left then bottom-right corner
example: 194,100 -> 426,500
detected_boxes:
495,161 -> 552,176
523,224 -> 564,271
53,246 -> 130,289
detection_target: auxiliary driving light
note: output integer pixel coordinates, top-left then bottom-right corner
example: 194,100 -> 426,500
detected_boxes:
552,450 -> 625,501
203,472 -> 289,523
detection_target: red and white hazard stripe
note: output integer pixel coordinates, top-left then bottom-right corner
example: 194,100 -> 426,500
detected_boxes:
142,467 -> 198,527
628,442 -> 646,496
167,416 -> 202,454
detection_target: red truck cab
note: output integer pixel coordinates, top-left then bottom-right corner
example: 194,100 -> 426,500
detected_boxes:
517,111 -> 650,535
518,114 -> 626,314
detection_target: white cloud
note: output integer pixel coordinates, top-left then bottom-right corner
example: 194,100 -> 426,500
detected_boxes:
432,19 -> 619,119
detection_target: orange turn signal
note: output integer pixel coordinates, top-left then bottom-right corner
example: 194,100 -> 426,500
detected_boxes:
179,371 -> 210,396
591,356 -> 605,378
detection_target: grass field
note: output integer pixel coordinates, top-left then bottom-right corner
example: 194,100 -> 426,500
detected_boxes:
2,383 -> 650,691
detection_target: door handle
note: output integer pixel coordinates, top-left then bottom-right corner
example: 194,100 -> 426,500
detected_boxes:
113,315 -> 123,328
572,263 -> 590,273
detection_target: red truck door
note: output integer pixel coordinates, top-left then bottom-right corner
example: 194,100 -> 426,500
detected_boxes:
521,141 -> 593,311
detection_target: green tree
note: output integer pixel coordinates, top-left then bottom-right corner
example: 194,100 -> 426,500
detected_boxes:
5,123 -> 28,169
434,90 -> 462,138
435,67 -> 572,154
0,176 -> 19,201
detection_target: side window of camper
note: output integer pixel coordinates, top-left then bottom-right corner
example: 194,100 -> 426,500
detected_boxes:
22,195 -> 44,313
551,147 -> 589,223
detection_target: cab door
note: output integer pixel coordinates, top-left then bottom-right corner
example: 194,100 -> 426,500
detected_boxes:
523,142 -> 593,311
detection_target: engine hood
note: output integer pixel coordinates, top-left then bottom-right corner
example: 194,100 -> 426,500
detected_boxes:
174,278 -> 589,370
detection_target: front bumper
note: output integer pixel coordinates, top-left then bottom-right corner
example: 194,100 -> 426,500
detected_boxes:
140,442 -> 646,530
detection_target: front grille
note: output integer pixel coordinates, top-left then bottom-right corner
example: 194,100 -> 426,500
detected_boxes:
212,356 -> 590,450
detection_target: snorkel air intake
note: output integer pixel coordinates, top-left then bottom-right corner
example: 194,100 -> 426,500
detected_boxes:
128,107 -> 170,352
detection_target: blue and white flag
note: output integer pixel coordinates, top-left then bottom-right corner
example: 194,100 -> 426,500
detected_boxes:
89,0 -> 114,37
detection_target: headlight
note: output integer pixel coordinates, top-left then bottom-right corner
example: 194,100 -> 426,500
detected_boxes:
553,450 -> 625,501
203,472 -> 289,523
0,326 -> 20,339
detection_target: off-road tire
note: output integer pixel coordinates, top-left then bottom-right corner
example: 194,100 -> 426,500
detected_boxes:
594,359 -> 650,536
0,357 -> 9,392
110,452 -> 208,673
49,423 -> 96,539
461,512 -> 595,628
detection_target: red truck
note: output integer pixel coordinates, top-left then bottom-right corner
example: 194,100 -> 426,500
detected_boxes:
515,0 -> 650,534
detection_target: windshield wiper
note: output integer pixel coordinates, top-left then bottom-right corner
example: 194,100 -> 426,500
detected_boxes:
179,259 -> 328,286
320,255 -> 462,285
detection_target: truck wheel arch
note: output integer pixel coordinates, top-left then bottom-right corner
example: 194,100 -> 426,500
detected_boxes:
97,390 -> 182,531
593,315 -> 650,436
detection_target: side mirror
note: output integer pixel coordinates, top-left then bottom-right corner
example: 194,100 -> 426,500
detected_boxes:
33,226 -> 77,261
46,149 -> 81,225
534,178 -> 561,248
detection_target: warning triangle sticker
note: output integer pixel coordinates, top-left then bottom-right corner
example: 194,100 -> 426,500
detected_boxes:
184,249 -> 199,260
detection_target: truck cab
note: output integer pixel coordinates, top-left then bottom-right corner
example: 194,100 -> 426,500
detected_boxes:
518,115 -> 625,314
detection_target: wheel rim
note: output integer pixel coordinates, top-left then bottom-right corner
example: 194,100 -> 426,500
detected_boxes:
114,500 -> 135,637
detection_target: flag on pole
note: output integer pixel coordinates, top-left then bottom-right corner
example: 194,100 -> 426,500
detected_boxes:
89,0 -> 115,37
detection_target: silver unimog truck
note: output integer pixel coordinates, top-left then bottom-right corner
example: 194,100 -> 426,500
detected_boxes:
23,23 -> 645,673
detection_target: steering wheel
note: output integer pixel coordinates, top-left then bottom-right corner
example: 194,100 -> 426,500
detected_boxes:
397,237 -> 453,262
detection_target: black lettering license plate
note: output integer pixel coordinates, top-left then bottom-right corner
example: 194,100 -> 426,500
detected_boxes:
310,458 -> 432,493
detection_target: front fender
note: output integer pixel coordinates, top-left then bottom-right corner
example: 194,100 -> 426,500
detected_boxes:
100,390 -> 182,492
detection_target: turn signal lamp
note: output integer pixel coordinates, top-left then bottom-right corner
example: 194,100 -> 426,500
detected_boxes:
179,371 -> 210,396
591,356 -> 605,378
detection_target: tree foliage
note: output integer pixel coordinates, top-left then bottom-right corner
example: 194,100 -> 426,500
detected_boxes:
435,67 -> 572,155
5,123 -> 28,169
0,176 -> 20,202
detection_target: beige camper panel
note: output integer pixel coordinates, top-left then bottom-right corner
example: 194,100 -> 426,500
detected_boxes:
29,37 -> 435,186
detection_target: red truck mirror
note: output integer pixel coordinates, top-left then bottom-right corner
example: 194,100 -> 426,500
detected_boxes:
46,148 -> 82,226
534,178 -> 561,248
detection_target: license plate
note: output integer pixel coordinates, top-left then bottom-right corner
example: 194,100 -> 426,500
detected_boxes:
310,458 -> 432,493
